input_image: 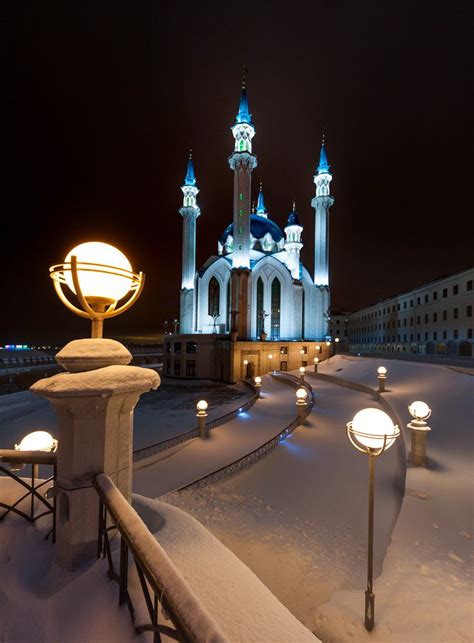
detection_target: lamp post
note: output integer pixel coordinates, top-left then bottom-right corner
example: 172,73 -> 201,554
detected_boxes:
268,354 -> 273,372
299,366 -> 305,382
346,408 -> 400,632
313,357 -> 319,373
300,348 -> 305,365
407,401 -> 432,466
335,337 -> 340,355
254,375 -> 262,397
377,366 -> 387,392
49,241 -> 144,338
196,400 -> 209,438
295,387 -> 308,421
243,359 -> 249,378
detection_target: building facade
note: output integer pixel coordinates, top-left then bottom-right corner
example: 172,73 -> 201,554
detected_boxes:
347,267 -> 474,357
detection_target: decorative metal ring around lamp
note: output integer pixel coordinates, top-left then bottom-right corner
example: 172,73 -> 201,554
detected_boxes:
408,400 -> 431,427
49,241 -> 144,338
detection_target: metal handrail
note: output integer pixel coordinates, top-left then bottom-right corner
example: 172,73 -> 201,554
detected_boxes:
94,473 -> 227,643
176,372 -> 315,492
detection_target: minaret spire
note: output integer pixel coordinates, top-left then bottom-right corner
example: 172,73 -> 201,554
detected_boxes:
179,151 -> 201,333
256,181 -> 268,218
284,201 -> 303,280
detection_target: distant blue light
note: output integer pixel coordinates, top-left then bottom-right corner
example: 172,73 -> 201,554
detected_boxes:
238,411 -> 250,419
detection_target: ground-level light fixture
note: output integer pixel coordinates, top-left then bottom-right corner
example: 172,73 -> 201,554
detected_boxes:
299,366 -> 305,382
313,357 -> 319,372
335,337 -> 340,355
15,431 -> 58,453
377,366 -> 388,392
49,241 -> 144,338
254,375 -> 262,397
346,408 -> 400,632
196,400 -> 209,438
407,401 -> 432,466
268,354 -> 273,372
296,387 -> 308,420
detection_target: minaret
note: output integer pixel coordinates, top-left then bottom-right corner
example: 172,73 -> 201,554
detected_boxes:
284,202 -> 303,280
179,151 -> 200,334
228,71 -> 257,338
311,136 -> 335,336
228,72 -> 257,269
256,182 -> 268,218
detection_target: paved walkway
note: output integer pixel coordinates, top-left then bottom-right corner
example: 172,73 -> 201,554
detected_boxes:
133,374 -> 298,497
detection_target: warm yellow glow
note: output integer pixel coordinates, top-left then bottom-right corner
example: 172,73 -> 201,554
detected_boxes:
65,242 -> 133,302
296,388 -> 308,400
377,366 -> 387,375
300,348 -> 305,354
196,400 -> 208,412
15,431 -> 57,452
313,357 -> 319,364
243,359 -> 249,365
254,376 -> 262,385
350,408 -> 398,451
268,354 -> 273,359
316,345 -> 321,352
326,341 -> 330,346
299,366 -> 305,374
409,401 -> 431,421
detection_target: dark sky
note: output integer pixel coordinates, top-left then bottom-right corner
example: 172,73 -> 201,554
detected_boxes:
4,1 -> 473,343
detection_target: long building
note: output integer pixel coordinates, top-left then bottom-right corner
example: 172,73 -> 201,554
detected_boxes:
345,267 -> 474,357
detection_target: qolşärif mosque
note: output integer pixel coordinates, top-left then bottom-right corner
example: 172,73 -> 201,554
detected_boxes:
165,80 -> 335,381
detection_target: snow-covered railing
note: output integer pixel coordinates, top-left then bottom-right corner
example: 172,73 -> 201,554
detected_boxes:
94,473 -> 227,642
176,373 -> 315,492
132,380 -> 259,464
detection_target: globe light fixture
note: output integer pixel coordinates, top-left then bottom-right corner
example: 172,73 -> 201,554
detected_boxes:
407,401 -> 432,466
295,387 -> 308,404
335,337 -> 340,355
254,375 -> 262,397
313,357 -> 319,373
15,430 -> 58,453
316,345 -> 321,353
299,365 -> 305,382
196,400 -> 209,438
268,354 -> 273,372
377,366 -> 388,392
49,241 -> 145,338
346,408 -> 400,632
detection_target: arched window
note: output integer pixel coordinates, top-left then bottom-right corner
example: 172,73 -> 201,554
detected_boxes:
208,277 -> 220,318
271,277 -> 281,340
226,279 -> 231,330
256,277 -> 264,337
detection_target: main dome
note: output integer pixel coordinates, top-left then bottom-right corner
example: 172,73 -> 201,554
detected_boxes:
219,214 -> 284,246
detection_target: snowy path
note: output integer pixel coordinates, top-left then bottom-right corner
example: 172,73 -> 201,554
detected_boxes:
163,376 -> 405,630
133,375 -> 299,497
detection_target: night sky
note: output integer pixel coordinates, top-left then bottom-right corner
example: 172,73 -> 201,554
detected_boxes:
4,1 -> 473,344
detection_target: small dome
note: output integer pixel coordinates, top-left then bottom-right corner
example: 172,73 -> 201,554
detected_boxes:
219,214 -> 284,246
287,209 -> 300,226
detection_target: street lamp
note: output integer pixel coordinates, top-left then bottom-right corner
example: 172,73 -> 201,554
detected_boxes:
268,354 -> 273,372
196,400 -> 209,438
346,408 -> 400,632
254,376 -> 262,397
300,348 -> 305,365
313,357 -> 319,373
50,242 -> 144,338
377,366 -> 387,392
299,366 -> 305,382
407,401 -> 432,466
243,359 -> 248,378
335,337 -> 340,355
295,387 -> 308,420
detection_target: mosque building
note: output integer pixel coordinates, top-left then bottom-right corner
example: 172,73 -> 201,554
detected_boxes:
164,80 -> 335,381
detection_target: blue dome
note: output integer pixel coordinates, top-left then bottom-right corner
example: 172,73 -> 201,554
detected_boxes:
219,214 -> 284,245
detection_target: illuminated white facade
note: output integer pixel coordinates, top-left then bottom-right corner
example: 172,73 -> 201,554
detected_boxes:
178,83 -> 335,341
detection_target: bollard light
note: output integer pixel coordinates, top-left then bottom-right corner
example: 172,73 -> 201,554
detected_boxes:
254,376 -> 262,385
407,401 -> 432,466
196,400 -> 209,438
313,357 -> 319,372
49,242 -> 144,338
377,366 -> 387,392
335,337 -> 340,355
299,366 -> 305,382
15,431 -> 58,453
346,408 -> 400,632
295,387 -> 308,405
268,354 -> 273,371
316,345 -> 321,353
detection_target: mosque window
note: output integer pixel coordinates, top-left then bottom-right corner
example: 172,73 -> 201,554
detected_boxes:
271,277 -> 281,340
239,193 -> 244,201
174,342 -> 181,354
186,341 -> 197,354
256,277 -> 264,337
208,277 -> 220,317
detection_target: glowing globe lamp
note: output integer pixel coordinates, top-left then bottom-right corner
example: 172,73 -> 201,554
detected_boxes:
254,376 -> 262,385
50,241 -> 144,338
296,387 -> 308,404
377,366 -> 387,376
408,401 -> 431,423
347,408 -> 399,453
196,400 -> 208,413
15,431 -> 58,452
299,366 -> 305,374
313,357 -> 319,364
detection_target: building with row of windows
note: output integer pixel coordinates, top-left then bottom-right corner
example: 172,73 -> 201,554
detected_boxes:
345,267 -> 474,357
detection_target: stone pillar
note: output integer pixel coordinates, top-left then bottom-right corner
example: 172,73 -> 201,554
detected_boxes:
31,339 -> 159,570
407,423 -> 431,466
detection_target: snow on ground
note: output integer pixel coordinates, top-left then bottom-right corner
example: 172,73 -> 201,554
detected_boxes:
0,378 -> 252,454
311,356 -> 474,642
161,376 -> 404,631
133,375 -> 300,495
